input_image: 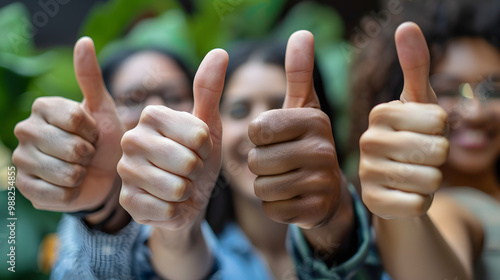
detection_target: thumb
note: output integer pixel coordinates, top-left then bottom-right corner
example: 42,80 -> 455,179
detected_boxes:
396,22 -> 438,104
74,37 -> 112,111
192,49 -> 229,130
283,30 -> 320,109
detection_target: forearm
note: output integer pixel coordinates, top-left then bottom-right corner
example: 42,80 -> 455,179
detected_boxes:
301,175 -> 356,265
375,215 -> 470,280
149,218 -> 213,280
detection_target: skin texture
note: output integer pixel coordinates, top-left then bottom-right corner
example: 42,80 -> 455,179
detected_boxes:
128,31 -> 354,279
12,40 -> 193,233
119,49 -> 228,279
13,37 -> 126,214
359,22 -> 472,280
13,31 -> 356,279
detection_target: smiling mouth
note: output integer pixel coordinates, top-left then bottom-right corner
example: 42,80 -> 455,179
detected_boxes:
451,128 -> 492,149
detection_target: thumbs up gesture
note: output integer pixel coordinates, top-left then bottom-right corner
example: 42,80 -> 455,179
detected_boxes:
359,22 -> 449,219
13,37 -> 125,213
117,49 -> 228,231
248,31 -> 344,230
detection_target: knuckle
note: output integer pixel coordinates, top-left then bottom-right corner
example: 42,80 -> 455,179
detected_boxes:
434,137 -> 449,165
14,173 -> 29,195
253,177 -> 270,200
14,120 -> 33,141
171,179 -> 189,201
369,103 -> 391,124
32,97 -> 51,113
309,139 -> 336,160
309,110 -> 331,129
117,157 -> 140,182
247,149 -> 259,174
432,106 -> 448,129
426,169 -> 443,193
69,139 -> 87,162
361,187 -> 382,210
76,141 -> 95,163
11,148 -> 23,168
67,107 -> 85,131
359,130 -> 383,154
262,202 -> 294,223
182,153 -> 200,175
65,164 -> 86,187
248,118 -> 262,143
190,124 -> 210,150
140,105 -> 165,125
121,130 -> 143,154
119,188 -> 135,210
358,158 -> 377,181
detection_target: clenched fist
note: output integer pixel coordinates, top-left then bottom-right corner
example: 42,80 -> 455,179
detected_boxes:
13,37 -> 125,213
359,22 -> 449,219
248,31 -> 343,229
117,49 -> 228,231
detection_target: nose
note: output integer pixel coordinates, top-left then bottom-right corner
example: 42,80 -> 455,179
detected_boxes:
144,96 -> 165,106
457,96 -> 489,125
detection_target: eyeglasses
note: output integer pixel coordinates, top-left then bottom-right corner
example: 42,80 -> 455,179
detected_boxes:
430,74 -> 500,104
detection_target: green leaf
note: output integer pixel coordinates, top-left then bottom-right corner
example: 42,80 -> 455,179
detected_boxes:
80,0 -> 180,53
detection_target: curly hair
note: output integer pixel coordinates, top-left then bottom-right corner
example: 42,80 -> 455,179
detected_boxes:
348,0 -> 500,156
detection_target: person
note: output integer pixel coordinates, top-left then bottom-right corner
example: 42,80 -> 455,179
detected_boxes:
118,31 -> 378,279
353,1 -> 500,279
12,39 -> 196,277
13,32 -> 380,279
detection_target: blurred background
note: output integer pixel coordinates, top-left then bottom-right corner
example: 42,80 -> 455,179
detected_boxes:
0,0 -> 391,278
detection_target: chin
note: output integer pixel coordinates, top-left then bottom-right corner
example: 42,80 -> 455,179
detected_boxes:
447,152 -> 495,175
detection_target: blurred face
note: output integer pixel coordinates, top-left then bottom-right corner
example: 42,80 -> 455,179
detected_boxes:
111,51 -> 193,130
431,38 -> 500,174
220,62 -> 286,201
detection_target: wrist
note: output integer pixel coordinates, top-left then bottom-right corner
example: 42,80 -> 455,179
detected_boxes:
83,177 -> 131,233
152,215 -> 205,252
301,174 -> 357,264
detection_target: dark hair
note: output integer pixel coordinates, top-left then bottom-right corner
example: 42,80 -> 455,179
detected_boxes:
205,38 -> 338,234
100,47 -> 195,96
223,39 -> 335,124
349,0 -> 500,178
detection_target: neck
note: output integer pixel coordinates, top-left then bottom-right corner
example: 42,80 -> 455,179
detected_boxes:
232,192 -> 288,254
441,164 -> 500,201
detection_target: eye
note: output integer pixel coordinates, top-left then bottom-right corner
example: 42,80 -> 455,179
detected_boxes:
228,101 -> 250,120
162,96 -> 183,105
116,88 -> 148,107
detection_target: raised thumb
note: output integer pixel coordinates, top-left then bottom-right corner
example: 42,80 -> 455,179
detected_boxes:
74,37 -> 112,111
283,30 -> 320,109
396,22 -> 437,104
192,49 -> 229,129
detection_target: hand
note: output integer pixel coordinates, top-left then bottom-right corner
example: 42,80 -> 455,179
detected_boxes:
13,37 -> 125,213
117,49 -> 228,231
248,31 -> 342,229
359,22 -> 449,219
